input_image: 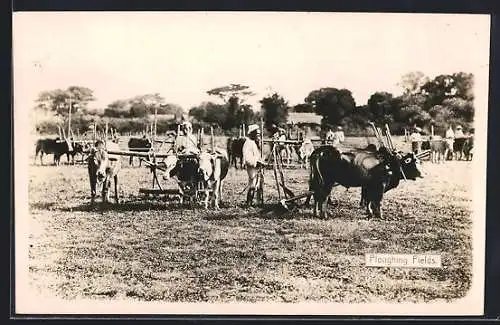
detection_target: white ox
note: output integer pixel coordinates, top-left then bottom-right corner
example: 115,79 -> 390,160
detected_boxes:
88,141 -> 122,204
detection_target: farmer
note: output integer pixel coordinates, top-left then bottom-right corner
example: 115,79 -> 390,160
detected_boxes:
445,125 -> 455,146
410,126 -> 423,154
175,121 -> 199,154
333,126 -> 345,145
242,124 -> 265,206
454,125 -> 465,139
325,127 -> 335,144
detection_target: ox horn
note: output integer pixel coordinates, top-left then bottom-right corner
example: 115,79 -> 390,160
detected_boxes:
369,122 -> 385,148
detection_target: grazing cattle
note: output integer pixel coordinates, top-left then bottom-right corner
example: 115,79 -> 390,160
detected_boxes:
453,138 -> 468,160
198,151 -> 230,209
227,137 -> 245,169
463,136 -> 474,161
308,146 -> 422,219
35,138 -> 73,166
87,141 -> 121,204
296,139 -> 315,168
128,137 -> 152,166
428,138 -> 453,164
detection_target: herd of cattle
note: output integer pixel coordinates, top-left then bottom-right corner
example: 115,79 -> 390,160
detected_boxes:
32,132 -> 473,219
422,136 -> 474,163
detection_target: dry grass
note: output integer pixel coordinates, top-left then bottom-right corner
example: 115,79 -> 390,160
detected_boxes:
26,136 -> 473,303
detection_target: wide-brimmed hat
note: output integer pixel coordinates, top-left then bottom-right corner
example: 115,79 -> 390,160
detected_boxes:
337,126 -> 343,130
248,124 -> 260,134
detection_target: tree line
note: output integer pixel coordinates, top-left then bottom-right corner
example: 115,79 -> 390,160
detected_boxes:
33,71 -> 474,137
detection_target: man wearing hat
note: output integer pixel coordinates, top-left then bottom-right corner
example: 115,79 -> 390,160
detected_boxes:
454,125 -> 465,139
445,124 -> 455,151
333,126 -> 345,145
410,126 -> 423,154
175,121 -> 199,154
325,127 -> 335,145
242,124 -> 264,206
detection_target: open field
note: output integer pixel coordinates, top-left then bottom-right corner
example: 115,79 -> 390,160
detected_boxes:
25,137 -> 473,303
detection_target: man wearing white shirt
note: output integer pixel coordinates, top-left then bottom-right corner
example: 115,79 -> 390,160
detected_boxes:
242,124 -> 264,206
410,127 -> 423,154
175,121 -> 199,154
334,126 -> 345,144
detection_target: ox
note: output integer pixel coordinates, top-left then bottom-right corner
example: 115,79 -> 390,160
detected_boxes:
453,138 -> 468,160
87,141 -> 121,204
198,151 -> 230,209
35,138 -> 73,166
128,137 -> 152,166
463,136 -> 474,161
295,139 -> 315,168
428,137 -> 453,164
308,146 -> 422,219
67,142 -> 87,165
162,151 -> 229,208
227,137 -> 245,169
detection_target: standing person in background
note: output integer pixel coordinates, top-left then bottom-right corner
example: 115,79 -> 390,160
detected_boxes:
454,125 -> 465,139
410,126 -> 423,154
325,127 -> 335,145
334,126 -> 345,145
242,124 -> 265,207
445,125 -> 455,160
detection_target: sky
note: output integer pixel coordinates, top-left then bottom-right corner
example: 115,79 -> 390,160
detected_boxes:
13,12 -> 491,113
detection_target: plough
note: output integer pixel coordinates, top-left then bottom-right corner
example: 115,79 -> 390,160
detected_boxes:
265,121 -> 408,213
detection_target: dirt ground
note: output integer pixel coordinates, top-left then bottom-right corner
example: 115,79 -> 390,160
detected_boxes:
25,137 -> 474,303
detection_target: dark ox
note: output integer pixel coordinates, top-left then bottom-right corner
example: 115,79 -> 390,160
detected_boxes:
35,138 -> 73,166
308,146 -> 423,219
226,137 -> 245,169
453,137 -> 468,160
163,151 -> 229,208
67,142 -> 87,164
462,136 -> 474,161
128,137 -> 152,166
87,142 -> 121,204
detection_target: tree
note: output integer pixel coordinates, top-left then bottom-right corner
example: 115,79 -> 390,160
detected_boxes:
304,88 -> 356,126
207,83 -> 255,104
442,97 -> 474,122
188,102 -> 229,128
207,84 -> 256,130
104,99 -> 130,118
157,103 -> 184,116
451,72 -> 474,101
397,105 -> 431,127
398,71 -> 429,96
35,86 -> 95,116
260,93 -> 289,131
367,92 -> 402,124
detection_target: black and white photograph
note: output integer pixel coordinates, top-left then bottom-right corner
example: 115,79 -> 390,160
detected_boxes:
13,12 -> 490,315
